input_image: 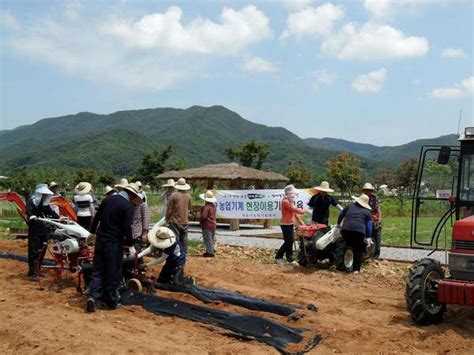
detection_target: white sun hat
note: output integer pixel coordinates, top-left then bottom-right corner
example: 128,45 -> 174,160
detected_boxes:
115,178 -> 129,189
174,178 -> 191,191
314,181 -> 334,193
362,182 -> 375,191
147,226 -> 176,249
284,184 -> 299,195
35,184 -> 54,195
199,190 -> 217,203
352,193 -> 372,210
74,182 -> 92,195
162,178 -> 176,187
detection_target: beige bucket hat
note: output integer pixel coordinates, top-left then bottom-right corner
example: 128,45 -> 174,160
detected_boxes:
148,226 -> 176,249
352,194 -> 372,210
174,178 -> 190,191
362,182 -> 375,191
115,178 -> 129,189
103,185 -> 114,196
162,178 -> 176,188
199,190 -> 217,203
74,182 -> 92,195
314,181 -> 334,193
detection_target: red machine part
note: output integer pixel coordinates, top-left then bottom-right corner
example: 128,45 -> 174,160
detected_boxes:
296,223 -> 328,238
452,216 -> 474,255
438,279 -> 474,306
50,196 -> 77,222
0,192 -> 28,223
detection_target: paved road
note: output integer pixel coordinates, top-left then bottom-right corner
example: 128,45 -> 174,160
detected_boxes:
188,230 -> 448,264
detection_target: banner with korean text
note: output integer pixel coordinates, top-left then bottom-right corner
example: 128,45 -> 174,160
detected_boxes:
215,189 -> 315,219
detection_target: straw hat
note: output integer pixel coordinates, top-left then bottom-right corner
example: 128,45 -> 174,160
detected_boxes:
35,184 -> 54,195
174,178 -> 190,191
315,181 -> 334,193
103,185 -> 114,196
352,194 -> 372,210
114,178 -> 129,189
162,178 -> 175,188
362,182 -> 375,191
74,182 -> 92,195
147,226 -> 176,249
135,181 -> 143,190
123,183 -> 140,198
284,184 -> 299,195
49,181 -> 60,188
199,190 -> 217,203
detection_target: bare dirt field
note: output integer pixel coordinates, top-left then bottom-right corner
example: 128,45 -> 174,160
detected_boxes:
0,239 -> 473,354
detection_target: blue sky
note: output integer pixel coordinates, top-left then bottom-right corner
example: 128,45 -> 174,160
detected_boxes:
0,0 -> 472,145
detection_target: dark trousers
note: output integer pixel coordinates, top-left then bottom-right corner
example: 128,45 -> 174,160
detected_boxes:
341,230 -> 366,272
169,223 -> 189,255
276,224 -> 294,262
157,260 -> 185,284
27,234 -> 47,276
372,226 -> 382,258
89,238 -> 123,308
77,216 -> 92,231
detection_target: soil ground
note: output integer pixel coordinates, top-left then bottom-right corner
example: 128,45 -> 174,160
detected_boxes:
0,239 -> 473,354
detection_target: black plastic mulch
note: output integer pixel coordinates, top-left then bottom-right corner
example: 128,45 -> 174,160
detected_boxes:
155,283 -> 302,316
121,291 -> 321,354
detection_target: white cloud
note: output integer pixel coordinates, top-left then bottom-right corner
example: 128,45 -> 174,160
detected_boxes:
242,57 -> 277,73
281,3 -> 345,39
312,70 -> 336,90
352,68 -> 387,93
0,10 -> 20,31
2,5 -> 273,91
281,0 -> 313,11
441,48 -> 466,58
102,5 -> 271,55
430,76 -> 474,99
64,0 -> 83,20
321,22 -> 429,60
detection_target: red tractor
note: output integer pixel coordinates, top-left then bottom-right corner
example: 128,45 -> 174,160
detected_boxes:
405,128 -> 474,325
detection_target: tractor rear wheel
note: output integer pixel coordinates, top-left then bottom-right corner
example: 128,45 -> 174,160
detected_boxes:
297,238 -> 308,267
333,240 -> 354,273
405,258 -> 446,325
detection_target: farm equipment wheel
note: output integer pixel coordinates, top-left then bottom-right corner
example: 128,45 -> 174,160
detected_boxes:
405,258 -> 446,325
333,240 -> 354,273
127,278 -> 143,293
297,238 -> 308,267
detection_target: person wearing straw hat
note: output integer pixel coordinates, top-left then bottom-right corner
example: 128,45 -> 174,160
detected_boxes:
114,178 -> 129,192
73,182 -> 95,230
87,183 -> 142,312
160,178 -> 175,216
275,184 -> 308,265
134,181 -> 147,204
136,225 -> 187,284
131,187 -> 150,249
165,178 -> 192,255
103,185 -> 115,197
308,181 -> 342,226
199,190 -> 217,257
49,182 -> 61,215
26,184 -> 59,280
337,194 -> 373,273
362,182 -> 383,259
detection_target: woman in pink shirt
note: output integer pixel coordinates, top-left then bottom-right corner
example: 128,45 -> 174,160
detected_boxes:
275,184 -> 308,265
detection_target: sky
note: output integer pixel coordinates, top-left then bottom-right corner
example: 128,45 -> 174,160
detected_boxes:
0,0 -> 473,146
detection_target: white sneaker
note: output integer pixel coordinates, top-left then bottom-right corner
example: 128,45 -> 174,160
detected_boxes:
353,270 -> 361,274
274,258 -> 285,265
288,260 -> 299,266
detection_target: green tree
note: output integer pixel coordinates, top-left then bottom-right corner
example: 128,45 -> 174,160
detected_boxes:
168,158 -> 189,171
285,158 -> 314,187
226,140 -> 270,170
373,168 -> 396,189
134,145 -> 174,190
326,152 -> 362,197
97,171 -> 116,187
74,168 -> 98,185
394,157 -> 418,210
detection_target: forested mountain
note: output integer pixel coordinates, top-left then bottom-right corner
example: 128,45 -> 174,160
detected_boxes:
0,105 -> 455,176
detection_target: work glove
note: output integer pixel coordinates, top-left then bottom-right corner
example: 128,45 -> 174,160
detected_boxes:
129,246 -> 137,257
29,215 -> 37,221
